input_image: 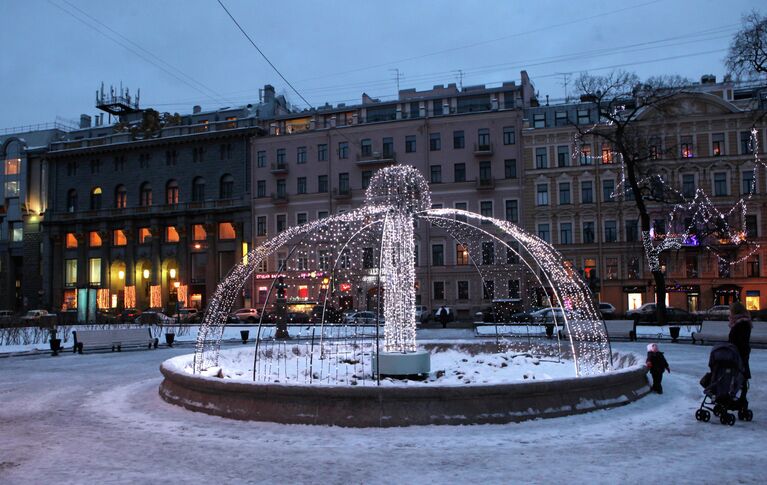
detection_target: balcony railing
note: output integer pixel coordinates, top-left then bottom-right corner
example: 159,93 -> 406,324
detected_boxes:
356,150 -> 396,166
47,198 -> 249,221
473,143 -> 493,156
475,177 -> 495,189
270,163 -> 289,174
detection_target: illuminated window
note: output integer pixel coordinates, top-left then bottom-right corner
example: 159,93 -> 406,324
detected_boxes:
627,293 -> 643,311
746,291 -> 760,310
90,187 -> 102,210
166,226 -> 179,243
4,180 -> 19,197
4,158 -> 20,175
218,222 -> 236,240
166,180 -> 179,205
89,231 -> 102,247
89,258 -> 101,285
115,185 -> 127,208
193,224 -> 207,241
456,244 -> 469,265
139,227 -> 152,244
601,143 -> 613,163
66,233 -> 78,248
65,259 -> 77,286
113,229 -> 127,246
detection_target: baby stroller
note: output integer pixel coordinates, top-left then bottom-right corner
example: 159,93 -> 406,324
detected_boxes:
695,343 -> 753,426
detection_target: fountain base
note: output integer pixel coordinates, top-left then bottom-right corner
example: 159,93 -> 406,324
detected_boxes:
373,350 -> 430,378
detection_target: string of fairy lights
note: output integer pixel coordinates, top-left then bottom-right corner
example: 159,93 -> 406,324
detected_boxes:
194,165 -> 612,378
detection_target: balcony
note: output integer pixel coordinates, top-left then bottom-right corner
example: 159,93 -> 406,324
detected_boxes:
271,193 -> 289,204
473,143 -> 493,156
270,163 -> 289,174
333,188 -> 352,199
475,177 -> 496,190
356,150 -> 396,166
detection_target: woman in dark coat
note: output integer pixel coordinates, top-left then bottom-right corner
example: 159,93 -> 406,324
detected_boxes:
728,301 -> 752,403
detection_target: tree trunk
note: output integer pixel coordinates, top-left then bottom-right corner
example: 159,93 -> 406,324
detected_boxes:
652,269 -> 667,326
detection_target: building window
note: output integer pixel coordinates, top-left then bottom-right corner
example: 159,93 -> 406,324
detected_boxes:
538,223 -> 550,242
680,136 -> 693,158
746,290 -> 760,310
600,143 -> 613,164
719,259 -> 731,278
714,172 -> 728,196
166,180 -> 179,205
113,229 -> 127,246
256,216 -> 267,236
453,163 -> 466,182
740,131 -> 752,154
747,256 -> 760,278
480,200 -> 493,219
257,151 -> 266,168
583,222 -> 595,244
167,150 -> 178,166
338,173 -> 350,194
429,133 -> 441,151
220,174 -> 234,199
454,202 -> 467,222
318,175 -> 328,193
335,141 -> 348,159
604,220 -> 617,243
275,148 -> 286,164
457,280 -> 469,300
220,143 -> 232,160
297,146 -> 307,164
560,223 -> 572,244
90,159 -> 101,174
67,161 -> 77,176
745,214 -> 758,237
139,183 -> 152,207
89,231 -> 102,247
89,187 -> 102,210
65,259 -> 77,286
501,159 -> 516,179
405,136 -> 416,153
317,144 -> 328,161
430,165 -> 442,184
742,170 -> 756,195
536,184 -> 549,206
581,181 -> 593,203
606,257 -> 618,280
533,113 -> 545,128
296,212 -> 307,225
276,215 -> 287,233
166,226 -> 180,243
712,133 -> 724,156
318,210 -> 328,219
483,280 -> 495,300
257,180 -> 266,198
4,158 -> 20,175
192,224 -> 206,241
577,109 -> 590,124
4,180 -> 19,198
503,126 -> 515,145
505,200 -> 518,223
139,227 -> 152,244
433,281 -> 445,301
276,179 -> 286,198
477,128 -> 490,148
627,257 -> 641,279
382,137 -> 394,158
88,258 -> 101,285
559,182 -> 571,205
555,111 -> 568,126
362,247 -> 375,269
508,279 -> 520,298
453,130 -> 465,149
482,242 -> 495,265
579,145 -> 592,165
297,177 -> 307,194
112,156 -> 123,171
192,177 -> 206,202
67,189 -> 78,212
216,222 -> 235,240
602,179 -> 615,202
557,146 -> 570,167
431,244 -> 444,266
625,220 -> 639,242
682,174 -> 696,198
507,242 -> 520,264
535,147 -> 548,169
361,171 -> 372,189
456,244 -> 469,265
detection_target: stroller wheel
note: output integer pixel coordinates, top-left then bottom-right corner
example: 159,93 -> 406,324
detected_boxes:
695,410 -> 704,421
744,409 -> 753,422
701,410 -> 711,422
727,414 -> 736,426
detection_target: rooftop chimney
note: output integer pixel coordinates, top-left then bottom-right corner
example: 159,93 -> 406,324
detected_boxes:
701,74 -> 716,84
193,105 -> 202,114
263,84 -> 275,104
79,114 -> 92,129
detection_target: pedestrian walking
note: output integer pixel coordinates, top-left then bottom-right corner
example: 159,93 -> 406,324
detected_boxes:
646,342 -> 671,394
439,306 -> 449,328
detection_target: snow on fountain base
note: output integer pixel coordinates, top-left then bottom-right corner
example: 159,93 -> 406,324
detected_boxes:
159,344 -> 650,427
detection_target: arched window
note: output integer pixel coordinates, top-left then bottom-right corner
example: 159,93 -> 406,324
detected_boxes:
66,189 -> 78,213
115,185 -> 127,209
140,182 -> 152,207
192,177 -> 205,202
90,187 -> 102,210
166,179 -> 179,205
220,174 -> 234,199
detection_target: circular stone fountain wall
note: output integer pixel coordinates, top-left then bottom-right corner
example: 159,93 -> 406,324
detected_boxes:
159,347 -> 649,427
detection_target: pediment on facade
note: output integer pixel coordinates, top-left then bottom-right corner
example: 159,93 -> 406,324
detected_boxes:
637,92 -> 739,121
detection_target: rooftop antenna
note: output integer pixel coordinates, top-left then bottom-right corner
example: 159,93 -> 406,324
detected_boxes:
389,68 -> 403,94
453,69 -> 464,90
557,72 -> 572,103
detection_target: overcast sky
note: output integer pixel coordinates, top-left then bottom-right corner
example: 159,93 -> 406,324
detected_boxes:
0,0 -> 763,129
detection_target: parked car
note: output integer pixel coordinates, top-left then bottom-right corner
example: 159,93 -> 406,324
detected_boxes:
344,311 -> 384,325
530,307 -> 575,324
135,311 -> 173,325
232,308 -> 260,322
0,310 -> 15,318
20,309 -> 50,323
625,303 -> 657,318
309,305 -> 343,323
598,302 -> 617,319
414,305 -> 430,323
634,306 -> 700,324
702,305 -> 730,321
172,307 -> 199,322
119,308 -> 141,323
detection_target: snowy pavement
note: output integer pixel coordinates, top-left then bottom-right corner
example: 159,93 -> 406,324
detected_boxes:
0,341 -> 765,484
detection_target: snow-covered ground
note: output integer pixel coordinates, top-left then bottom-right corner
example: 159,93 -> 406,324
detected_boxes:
0,341 -> 764,484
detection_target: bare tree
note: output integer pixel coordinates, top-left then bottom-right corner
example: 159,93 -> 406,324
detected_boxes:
726,10 -> 767,78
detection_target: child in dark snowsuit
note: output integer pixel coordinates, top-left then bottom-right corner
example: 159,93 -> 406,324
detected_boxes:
646,343 -> 671,394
